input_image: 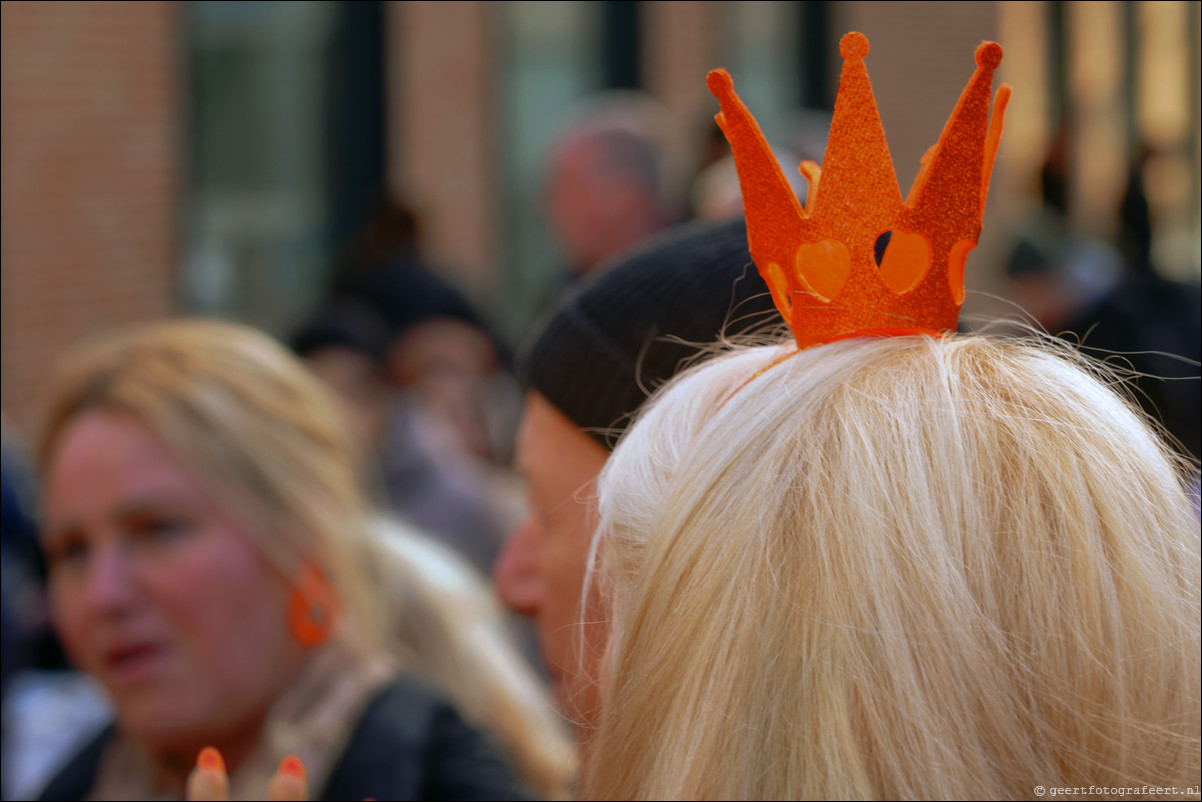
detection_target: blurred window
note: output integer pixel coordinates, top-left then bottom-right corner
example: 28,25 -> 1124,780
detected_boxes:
722,1 -> 804,144
184,1 -> 385,334
1006,0 -> 1200,282
497,1 -> 606,338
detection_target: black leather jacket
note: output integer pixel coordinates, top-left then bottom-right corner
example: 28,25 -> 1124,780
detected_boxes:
37,674 -> 533,801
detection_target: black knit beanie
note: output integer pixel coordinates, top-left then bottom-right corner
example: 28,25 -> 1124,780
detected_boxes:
519,218 -> 782,449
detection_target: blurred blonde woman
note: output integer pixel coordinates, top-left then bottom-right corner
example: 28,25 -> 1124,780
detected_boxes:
587,333 -> 1200,800
35,319 -> 572,801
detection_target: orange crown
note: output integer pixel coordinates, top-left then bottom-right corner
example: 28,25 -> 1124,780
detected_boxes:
708,32 -> 1011,349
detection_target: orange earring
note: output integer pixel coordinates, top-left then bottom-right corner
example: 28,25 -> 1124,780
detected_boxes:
289,563 -> 342,648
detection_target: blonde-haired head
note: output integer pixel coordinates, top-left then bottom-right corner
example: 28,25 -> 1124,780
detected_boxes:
38,318 -> 385,650
589,334 -> 1200,800
38,318 -> 577,797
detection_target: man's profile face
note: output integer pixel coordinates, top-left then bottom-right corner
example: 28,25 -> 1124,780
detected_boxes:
493,391 -> 609,735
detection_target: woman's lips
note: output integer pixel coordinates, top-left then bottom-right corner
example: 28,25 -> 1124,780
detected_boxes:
104,642 -> 167,686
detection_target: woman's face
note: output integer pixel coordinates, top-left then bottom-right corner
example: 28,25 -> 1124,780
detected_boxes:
43,410 -> 304,752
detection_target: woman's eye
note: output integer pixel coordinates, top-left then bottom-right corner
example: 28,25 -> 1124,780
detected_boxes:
129,515 -> 192,543
46,535 -> 89,570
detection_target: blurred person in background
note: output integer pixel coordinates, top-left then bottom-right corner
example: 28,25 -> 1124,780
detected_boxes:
301,193 -> 526,578
291,299 -> 512,578
2,426 -> 45,702
33,320 -> 571,801
2,427 -> 49,720
327,192 -> 521,469
1005,131 -> 1201,461
2,420 -> 108,802
493,218 -> 780,746
544,93 -> 677,284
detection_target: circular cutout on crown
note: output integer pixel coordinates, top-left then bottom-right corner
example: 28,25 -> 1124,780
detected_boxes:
840,32 -> 869,61
975,42 -> 1002,69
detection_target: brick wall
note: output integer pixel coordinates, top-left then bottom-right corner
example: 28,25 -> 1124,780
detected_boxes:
642,1 -> 724,205
389,1 -> 497,297
1,1 -> 179,441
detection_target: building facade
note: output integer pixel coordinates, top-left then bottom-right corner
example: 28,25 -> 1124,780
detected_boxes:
3,1 -> 1199,435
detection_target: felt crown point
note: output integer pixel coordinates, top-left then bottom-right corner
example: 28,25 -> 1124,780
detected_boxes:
709,32 -> 1011,350
840,31 -> 869,61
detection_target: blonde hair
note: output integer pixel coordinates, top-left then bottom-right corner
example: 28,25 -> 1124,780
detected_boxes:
38,319 -> 575,798
38,318 -> 386,650
373,518 -> 576,799
588,334 -> 1201,800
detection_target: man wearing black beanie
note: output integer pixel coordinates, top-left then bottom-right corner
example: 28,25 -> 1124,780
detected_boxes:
493,217 -> 779,741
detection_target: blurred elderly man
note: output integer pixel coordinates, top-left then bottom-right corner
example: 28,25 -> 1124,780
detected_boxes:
544,94 -> 675,280
493,219 -> 779,742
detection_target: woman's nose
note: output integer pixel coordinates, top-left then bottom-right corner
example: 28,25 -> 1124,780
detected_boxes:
82,542 -> 138,616
493,517 -> 544,618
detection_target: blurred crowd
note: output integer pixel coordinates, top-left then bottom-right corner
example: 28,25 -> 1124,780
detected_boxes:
2,40 -> 1200,802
